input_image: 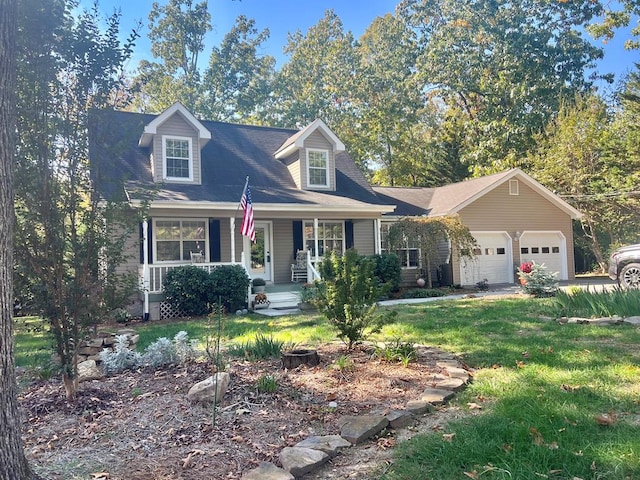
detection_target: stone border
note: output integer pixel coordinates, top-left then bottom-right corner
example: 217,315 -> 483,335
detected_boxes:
240,347 -> 472,479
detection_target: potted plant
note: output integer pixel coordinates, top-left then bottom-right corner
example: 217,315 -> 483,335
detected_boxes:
297,282 -> 318,311
252,292 -> 270,310
252,277 -> 266,293
517,261 -> 533,285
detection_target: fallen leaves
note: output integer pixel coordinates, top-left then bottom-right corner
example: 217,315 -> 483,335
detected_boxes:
594,412 -> 618,426
181,449 -> 204,469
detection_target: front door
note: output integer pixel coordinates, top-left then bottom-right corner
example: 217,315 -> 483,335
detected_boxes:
245,221 -> 272,281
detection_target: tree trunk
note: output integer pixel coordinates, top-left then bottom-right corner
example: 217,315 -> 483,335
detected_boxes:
0,0 -> 39,477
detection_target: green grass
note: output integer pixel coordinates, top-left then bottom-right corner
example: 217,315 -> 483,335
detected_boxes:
13,316 -> 53,368
378,298 -> 640,480
14,296 -> 640,479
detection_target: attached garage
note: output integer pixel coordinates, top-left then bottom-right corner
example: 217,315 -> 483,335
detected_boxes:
518,231 -> 568,280
460,232 -> 514,285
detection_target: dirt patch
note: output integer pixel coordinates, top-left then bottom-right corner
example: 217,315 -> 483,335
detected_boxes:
20,343 -> 473,479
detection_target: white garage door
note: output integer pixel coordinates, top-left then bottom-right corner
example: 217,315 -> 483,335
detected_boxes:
460,232 -> 512,285
519,231 -> 566,279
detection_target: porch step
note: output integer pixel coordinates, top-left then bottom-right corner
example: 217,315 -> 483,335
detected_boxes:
264,291 -> 299,309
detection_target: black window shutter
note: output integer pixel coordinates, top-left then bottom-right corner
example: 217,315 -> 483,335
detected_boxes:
293,220 -> 303,257
140,219 -> 153,263
209,219 -> 221,262
345,220 -> 354,249
139,222 -> 144,264
147,219 -> 153,264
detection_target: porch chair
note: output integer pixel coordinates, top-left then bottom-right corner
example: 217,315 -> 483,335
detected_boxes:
190,251 -> 205,263
291,250 -> 308,282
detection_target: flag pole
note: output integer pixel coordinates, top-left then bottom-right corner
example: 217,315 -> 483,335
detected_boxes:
236,176 -> 250,218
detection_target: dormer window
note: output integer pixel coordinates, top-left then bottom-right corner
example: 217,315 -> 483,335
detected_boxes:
163,136 -> 193,181
307,149 -> 329,187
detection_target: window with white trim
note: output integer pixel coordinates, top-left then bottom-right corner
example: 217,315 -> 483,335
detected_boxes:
304,220 -> 344,256
307,149 -> 329,187
380,223 -> 420,268
163,136 -> 193,181
154,219 -> 206,262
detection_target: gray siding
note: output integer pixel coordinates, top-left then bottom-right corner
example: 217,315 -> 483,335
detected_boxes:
152,113 -> 201,184
273,220 -> 294,283
353,219 -> 375,255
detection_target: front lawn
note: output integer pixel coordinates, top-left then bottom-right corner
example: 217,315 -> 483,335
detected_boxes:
13,295 -> 640,479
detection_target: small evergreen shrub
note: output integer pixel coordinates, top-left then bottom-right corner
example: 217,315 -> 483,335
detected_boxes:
369,253 -> 402,295
210,265 -> 251,312
317,249 -> 395,349
164,266 -> 213,316
518,262 -> 559,297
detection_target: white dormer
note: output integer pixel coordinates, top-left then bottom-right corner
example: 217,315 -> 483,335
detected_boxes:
138,103 -> 211,184
275,119 -> 345,192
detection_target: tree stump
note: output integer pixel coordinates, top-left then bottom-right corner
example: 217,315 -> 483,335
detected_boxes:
281,349 -> 319,369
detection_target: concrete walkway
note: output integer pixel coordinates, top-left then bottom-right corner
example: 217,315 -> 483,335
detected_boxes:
253,276 -> 616,317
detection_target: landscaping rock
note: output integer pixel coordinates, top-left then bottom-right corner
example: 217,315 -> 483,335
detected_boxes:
339,415 -> 388,444
241,462 -> 294,480
386,410 -> 413,429
406,400 -> 432,415
187,372 -> 230,403
279,447 -> 329,477
442,366 -> 470,381
295,435 -> 351,457
420,388 -> 455,405
77,360 -> 102,383
435,377 -> 467,392
624,316 -> 640,325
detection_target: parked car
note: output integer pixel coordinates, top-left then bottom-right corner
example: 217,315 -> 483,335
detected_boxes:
608,244 -> 640,288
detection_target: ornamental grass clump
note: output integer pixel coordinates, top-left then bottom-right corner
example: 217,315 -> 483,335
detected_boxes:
517,262 -> 558,297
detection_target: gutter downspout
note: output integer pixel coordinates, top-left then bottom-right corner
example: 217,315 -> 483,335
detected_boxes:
142,219 -> 150,321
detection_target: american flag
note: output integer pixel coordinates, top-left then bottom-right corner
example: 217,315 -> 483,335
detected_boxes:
240,183 -> 255,242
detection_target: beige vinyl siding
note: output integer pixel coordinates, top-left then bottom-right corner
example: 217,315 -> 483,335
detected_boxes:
450,180 -> 575,283
353,219 -> 375,255
283,153 -> 302,189
272,220 -> 294,283
302,131 -> 335,191
152,113 -> 201,184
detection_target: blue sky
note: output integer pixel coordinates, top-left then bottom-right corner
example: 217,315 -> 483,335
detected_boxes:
89,0 -> 638,92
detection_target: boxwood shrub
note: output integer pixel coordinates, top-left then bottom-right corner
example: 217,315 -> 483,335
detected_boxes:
164,265 -> 250,316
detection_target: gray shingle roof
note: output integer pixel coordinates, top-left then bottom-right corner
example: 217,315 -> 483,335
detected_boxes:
89,109 -> 391,210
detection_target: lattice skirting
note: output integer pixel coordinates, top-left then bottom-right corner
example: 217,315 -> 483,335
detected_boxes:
159,301 -> 188,320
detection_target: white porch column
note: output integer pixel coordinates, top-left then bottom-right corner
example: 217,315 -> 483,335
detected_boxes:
374,218 -> 382,254
142,219 -> 150,321
230,217 -> 236,263
314,218 -> 319,264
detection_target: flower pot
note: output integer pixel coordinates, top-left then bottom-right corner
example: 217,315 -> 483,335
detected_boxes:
297,301 -> 315,311
252,285 -> 265,294
519,278 -> 527,286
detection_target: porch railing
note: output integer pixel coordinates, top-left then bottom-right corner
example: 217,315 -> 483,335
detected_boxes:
140,262 -> 246,293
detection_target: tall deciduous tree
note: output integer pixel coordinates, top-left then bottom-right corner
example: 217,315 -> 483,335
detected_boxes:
529,94 -> 640,272
268,10 -> 359,130
15,0 -> 139,399
398,0 -> 606,174
201,15 -> 275,122
0,0 -> 38,477
134,0 -> 211,112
